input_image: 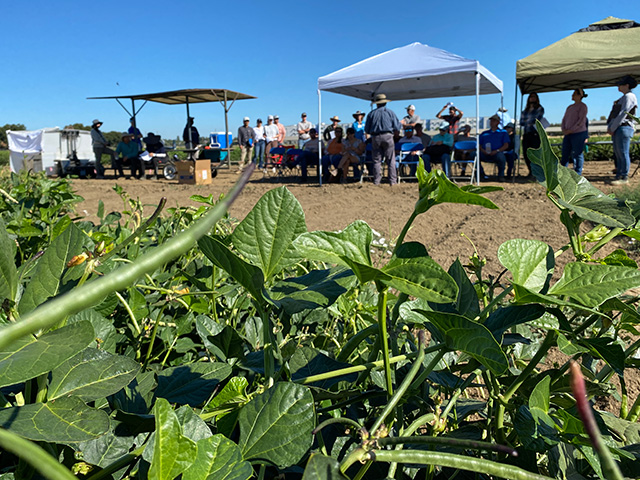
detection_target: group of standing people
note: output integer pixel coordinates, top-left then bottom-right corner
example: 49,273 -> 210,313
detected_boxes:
520,74 -> 637,184
236,115 -> 287,172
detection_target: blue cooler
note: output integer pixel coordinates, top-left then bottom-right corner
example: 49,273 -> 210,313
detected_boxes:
209,132 -> 233,160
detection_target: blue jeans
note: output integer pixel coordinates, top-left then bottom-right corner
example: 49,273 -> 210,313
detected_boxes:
296,151 -> 319,180
253,140 -> 266,168
480,151 -> 506,178
613,125 -> 634,178
422,153 -> 451,177
298,138 -> 309,149
561,131 -> 588,175
321,154 -> 342,180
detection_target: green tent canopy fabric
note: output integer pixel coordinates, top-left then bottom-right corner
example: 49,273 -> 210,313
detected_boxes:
516,17 -> 640,94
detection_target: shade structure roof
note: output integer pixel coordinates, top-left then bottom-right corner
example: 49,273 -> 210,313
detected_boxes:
318,42 -> 503,100
87,88 -> 256,104
516,17 -> 640,94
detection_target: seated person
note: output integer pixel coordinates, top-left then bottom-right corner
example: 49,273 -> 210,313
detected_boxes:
414,123 -> 431,147
423,124 -> 453,177
336,127 -> 365,182
322,127 -> 344,180
295,128 -> 323,182
503,122 -> 517,177
478,114 -> 510,181
144,132 -> 165,179
115,132 -> 141,179
396,126 -> 423,177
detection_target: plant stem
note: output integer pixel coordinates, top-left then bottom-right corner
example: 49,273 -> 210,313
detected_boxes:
367,450 -> 553,480
85,444 -> 146,480
393,211 -> 418,256
626,392 -> 640,422
115,291 -> 141,336
256,301 -> 274,387
377,436 -> 517,456
586,227 -> 622,256
570,361 -> 624,480
313,417 -> 362,435
370,331 -> 427,435
143,309 -> 162,369
0,167 -> 254,351
378,288 -> 394,397
410,348 -> 446,391
0,428 -> 76,480
336,324 -> 378,362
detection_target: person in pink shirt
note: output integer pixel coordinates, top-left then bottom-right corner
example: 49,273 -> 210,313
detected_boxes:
274,115 -> 286,145
560,88 -> 589,175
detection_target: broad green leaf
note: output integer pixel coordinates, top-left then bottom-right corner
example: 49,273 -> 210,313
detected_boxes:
340,257 -> 390,285
548,263 -> 640,307
238,382 -> 315,468
51,215 -> 72,241
111,371 -> 157,415
195,315 -> 224,351
529,376 -> 551,413
414,310 -> 508,375
231,186 -> 307,279
155,362 -> 232,406
183,435 -> 253,480
0,219 -> 17,302
148,398 -> 197,480
205,326 -> 245,361
581,337 -> 625,376
557,333 -> 589,356
512,284 -> 605,317
0,321 -> 95,388
18,222 -> 88,315
529,120 -> 559,191
68,308 -> 117,352
176,406 -> 213,442
78,420 -> 138,468
415,168 -> 499,214
0,396 -> 109,443
514,405 -> 560,452
204,377 -> 250,418
448,259 -> 480,319
48,348 -> 140,401
498,239 -> 554,292
290,347 -> 357,389
381,243 -> 458,304
270,267 -> 356,314
302,454 -> 349,480
199,235 -> 265,303
483,304 -> 546,339
601,249 -> 638,268
293,220 -> 372,267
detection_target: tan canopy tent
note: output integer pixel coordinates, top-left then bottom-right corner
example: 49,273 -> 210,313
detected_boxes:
516,17 -> 640,94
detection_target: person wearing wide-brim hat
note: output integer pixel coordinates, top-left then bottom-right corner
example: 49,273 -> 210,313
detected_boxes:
352,110 -> 366,141
364,93 -> 401,185
115,131 -> 141,179
608,75 -> 638,184
323,115 -> 342,142
90,119 -> 115,179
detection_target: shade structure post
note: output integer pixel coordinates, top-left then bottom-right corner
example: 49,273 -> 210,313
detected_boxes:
185,97 -> 192,146
130,99 -> 136,134
475,71 -> 480,185
223,90 -> 230,168
318,89 -> 322,186
513,77 -> 520,180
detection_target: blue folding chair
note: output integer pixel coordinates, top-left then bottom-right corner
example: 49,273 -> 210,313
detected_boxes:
396,142 -> 423,182
451,140 -> 477,181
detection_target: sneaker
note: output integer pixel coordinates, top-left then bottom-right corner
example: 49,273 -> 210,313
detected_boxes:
612,177 -> 629,185
329,166 -> 338,176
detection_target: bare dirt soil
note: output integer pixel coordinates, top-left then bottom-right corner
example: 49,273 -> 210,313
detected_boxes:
70,161 -> 639,414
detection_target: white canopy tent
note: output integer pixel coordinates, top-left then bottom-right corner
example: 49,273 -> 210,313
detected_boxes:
317,42 -> 504,184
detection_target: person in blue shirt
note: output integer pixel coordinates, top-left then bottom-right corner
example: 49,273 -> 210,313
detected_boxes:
115,132 -> 141,179
364,94 -> 401,185
479,114 -> 510,181
352,111 -> 366,141
423,124 -> 453,177
128,117 -> 143,147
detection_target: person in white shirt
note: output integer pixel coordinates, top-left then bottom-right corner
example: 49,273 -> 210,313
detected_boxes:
297,112 -> 313,148
264,115 -> 280,160
252,118 -> 266,168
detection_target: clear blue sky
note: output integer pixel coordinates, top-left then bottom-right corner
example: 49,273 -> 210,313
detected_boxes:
3,1 -> 639,139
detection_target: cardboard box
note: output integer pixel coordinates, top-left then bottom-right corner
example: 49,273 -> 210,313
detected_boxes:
176,160 -> 212,185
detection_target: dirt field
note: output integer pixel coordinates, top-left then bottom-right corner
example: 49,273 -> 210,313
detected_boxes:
72,160 -> 638,278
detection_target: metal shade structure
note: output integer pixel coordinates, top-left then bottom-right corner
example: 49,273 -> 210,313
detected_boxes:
317,42 -> 504,184
516,17 -> 640,94
88,88 -> 257,165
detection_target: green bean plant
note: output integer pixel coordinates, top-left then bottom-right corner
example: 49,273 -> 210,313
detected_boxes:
1,127 -> 640,480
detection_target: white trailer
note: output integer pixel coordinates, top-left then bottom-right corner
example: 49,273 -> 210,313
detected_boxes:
8,128 -> 94,176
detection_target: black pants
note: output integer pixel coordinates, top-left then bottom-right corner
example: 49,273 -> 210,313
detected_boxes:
129,157 -> 144,178
522,132 -> 540,174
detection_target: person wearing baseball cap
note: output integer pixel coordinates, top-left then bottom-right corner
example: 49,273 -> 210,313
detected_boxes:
401,104 -> 421,128
608,75 -> 638,184
477,114 -> 509,181
274,115 -> 286,144
237,116 -> 256,173
297,112 -> 313,148
264,116 -> 279,158
364,93 -> 401,185
90,119 -> 115,179
252,118 -> 266,169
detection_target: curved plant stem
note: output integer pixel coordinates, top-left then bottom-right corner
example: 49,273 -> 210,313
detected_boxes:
0,428 -> 76,480
393,211 -> 418,256
336,324 -> 378,362
570,361 -> 624,480
85,444 -> 146,480
377,436 -> 517,456
370,331 -> 427,435
377,288 -> 394,396
313,417 -> 362,435
586,227 -> 622,256
115,291 -> 141,336
367,450 -> 553,480
0,166 -> 254,350
340,447 -> 368,474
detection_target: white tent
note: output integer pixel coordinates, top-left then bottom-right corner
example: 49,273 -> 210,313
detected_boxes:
317,42 -> 504,184
8,128 -> 93,175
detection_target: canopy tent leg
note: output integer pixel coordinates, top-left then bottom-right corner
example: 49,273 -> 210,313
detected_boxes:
223,90 -> 230,169
513,79 -> 520,180
318,89 -> 323,186
475,71 -> 480,185
185,96 -> 193,149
